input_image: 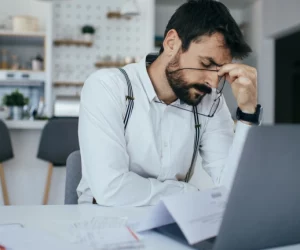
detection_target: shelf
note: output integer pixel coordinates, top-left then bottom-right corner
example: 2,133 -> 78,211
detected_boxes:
54,82 -> 84,87
0,80 -> 44,87
95,62 -> 127,68
0,29 -> 46,37
0,70 -> 46,84
4,120 -> 47,130
0,29 -> 45,45
106,11 -> 132,20
53,40 -> 93,47
0,69 -> 45,73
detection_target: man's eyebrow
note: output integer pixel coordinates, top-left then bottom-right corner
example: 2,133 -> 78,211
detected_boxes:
199,56 -> 224,67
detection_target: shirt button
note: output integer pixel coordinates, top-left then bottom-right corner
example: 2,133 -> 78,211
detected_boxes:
164,142 -> 168,147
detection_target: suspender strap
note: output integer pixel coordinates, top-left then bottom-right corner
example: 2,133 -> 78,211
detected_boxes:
184,105 -> 201,182
93,68 -> 134,205
118,68 -> 134,130
118,67 -> 199,183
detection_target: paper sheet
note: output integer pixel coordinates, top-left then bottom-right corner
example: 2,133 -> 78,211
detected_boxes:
0,223 -> 23,232
163,186 -> 228,245
131,186 -> 228,245
69,216 -> 144,250
0,228 -> 82,250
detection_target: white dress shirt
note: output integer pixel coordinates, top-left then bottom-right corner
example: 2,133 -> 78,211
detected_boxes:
77,56 -> 251,206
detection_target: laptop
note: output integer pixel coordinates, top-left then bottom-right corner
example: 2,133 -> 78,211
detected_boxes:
155,125 -> 300,250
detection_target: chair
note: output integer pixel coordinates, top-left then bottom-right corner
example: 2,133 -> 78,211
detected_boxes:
0,120 -> 14,205
65,150 -> 82,204
37,117 -> 79,205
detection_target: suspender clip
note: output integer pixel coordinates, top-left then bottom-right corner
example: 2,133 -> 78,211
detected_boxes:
195,124 -> 201,129
126,95 -> 135,100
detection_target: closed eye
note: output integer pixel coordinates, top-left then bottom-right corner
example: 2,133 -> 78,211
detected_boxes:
201,62 -> 212,68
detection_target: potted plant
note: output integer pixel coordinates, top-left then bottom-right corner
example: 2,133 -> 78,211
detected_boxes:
81,25 -> 95,42
2,90 -> 29,120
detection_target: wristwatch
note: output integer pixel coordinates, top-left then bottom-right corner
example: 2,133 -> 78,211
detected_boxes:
236,104 -> 263,125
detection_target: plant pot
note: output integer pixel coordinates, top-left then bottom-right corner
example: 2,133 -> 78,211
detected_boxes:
83,33 -> 94,42
10,106 -> 23,120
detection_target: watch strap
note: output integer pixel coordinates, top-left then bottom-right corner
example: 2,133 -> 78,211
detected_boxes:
236,104 -> 261,124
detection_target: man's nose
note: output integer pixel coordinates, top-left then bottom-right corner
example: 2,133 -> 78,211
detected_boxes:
206,75 -> 219,89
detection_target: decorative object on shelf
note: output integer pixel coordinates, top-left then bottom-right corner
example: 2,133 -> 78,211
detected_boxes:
81,25 -> 95,43
0,49 -> 9,69
107,0 -> 140,20
12,15 -> 39,32
32,54 -> 44,71
37,97 -> 45,117
11,54 -> 20,70
53,39 -> 92,47
54,82 -> 84,87
0,106 -> 10,120
95,61 -> 127,68
2,89 -> 29,120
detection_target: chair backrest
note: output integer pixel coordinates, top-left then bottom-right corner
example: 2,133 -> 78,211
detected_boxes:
0,120 -> 14,163
37,117 -> 79,166
65,150 -> 82,204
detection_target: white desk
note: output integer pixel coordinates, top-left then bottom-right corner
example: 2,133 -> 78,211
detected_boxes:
0,205 -> 299,250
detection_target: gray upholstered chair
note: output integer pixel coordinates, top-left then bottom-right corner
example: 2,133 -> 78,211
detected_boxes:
0,120 -> 14,205
37,117 -> 79,205
65,150 -> 82,204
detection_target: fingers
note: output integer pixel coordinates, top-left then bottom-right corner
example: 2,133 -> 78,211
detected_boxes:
218,64 -> 257,85
217,64 -> 237,77
231,77 -> 257,108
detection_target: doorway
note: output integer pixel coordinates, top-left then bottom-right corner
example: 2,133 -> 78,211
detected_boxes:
275,30 -> 300,123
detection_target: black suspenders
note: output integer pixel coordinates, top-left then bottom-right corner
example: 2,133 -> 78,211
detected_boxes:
118,68 -> 201,183
118,68 -> 135,130
184,106 -> 201,182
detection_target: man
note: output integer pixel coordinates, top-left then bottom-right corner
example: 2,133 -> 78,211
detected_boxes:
77,0 -> 261,206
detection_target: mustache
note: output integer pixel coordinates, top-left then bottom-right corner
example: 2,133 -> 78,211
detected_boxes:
189,83 -> 212,94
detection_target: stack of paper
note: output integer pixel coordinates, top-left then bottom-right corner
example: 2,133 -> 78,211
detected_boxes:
69,216 -> 144,250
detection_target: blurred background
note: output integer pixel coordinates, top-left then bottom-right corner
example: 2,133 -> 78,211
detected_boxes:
0,0 -> 299,206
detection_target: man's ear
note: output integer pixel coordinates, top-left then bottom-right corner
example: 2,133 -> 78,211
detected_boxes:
162,29 -> 182,57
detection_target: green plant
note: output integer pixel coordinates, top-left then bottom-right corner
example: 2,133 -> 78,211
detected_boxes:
82,25 -> 95,34
2,90 -> 29,107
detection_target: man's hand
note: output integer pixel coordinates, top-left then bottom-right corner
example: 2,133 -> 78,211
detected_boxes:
218,63 -> 257,114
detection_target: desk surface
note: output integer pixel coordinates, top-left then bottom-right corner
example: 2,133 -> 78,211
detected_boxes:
0,205 -> 299,250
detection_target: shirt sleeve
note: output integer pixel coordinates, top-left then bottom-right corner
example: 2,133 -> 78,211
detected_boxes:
199,96 -> 251,190
78,72 -> 198,207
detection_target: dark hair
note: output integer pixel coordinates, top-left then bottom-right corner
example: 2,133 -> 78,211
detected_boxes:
160,0 -> 252,60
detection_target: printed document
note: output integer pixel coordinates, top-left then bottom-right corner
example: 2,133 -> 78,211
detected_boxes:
131,186 -> 228,245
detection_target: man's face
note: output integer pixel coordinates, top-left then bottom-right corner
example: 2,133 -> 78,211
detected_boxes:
165,32 -> 232,106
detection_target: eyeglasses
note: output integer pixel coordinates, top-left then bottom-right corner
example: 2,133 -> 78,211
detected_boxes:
156,68 -> 226,118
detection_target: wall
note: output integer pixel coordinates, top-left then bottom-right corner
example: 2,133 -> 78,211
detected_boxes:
275,30 -> 300,122
244,0 -> 300,124
53,0 -> 155,85
0,0 -> 48,31
263,0 -> 300,39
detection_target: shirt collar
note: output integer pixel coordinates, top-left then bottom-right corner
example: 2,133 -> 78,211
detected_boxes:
136,54 -> 157,103
137,53 -> 189,107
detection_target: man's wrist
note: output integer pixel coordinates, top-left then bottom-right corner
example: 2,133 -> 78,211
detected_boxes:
239,107 -> 255,125
239,105 -> 257,114
236,104 -> 262,125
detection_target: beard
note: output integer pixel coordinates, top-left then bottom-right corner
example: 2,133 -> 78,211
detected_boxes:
165,54 -> 212,106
